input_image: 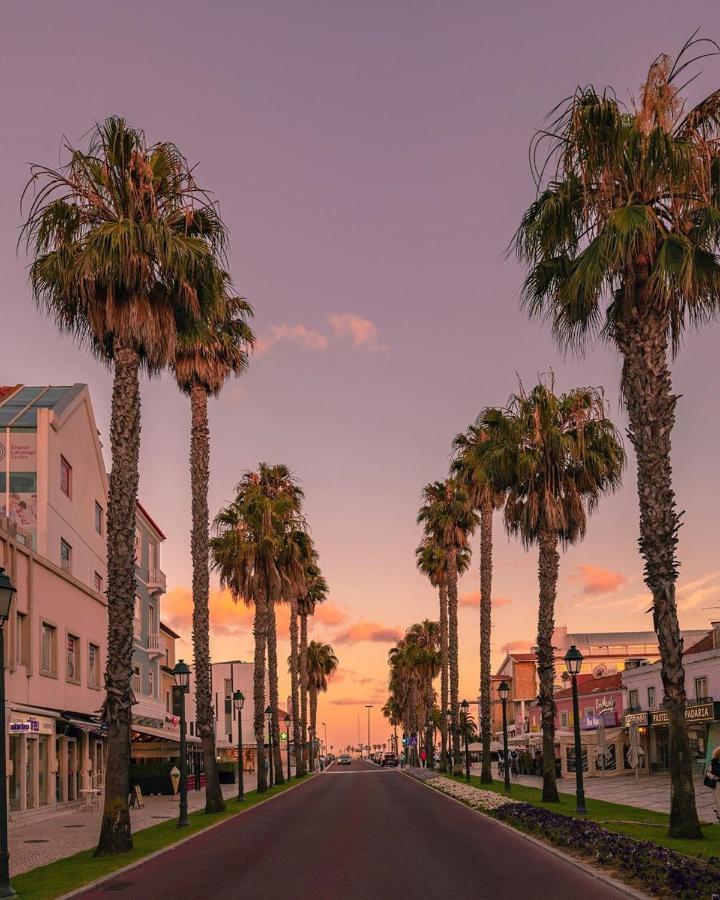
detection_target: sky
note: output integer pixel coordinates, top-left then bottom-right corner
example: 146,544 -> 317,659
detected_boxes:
3,0 -> 720,751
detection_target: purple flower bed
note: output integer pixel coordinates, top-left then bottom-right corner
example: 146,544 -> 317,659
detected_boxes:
493,802 -> 720,898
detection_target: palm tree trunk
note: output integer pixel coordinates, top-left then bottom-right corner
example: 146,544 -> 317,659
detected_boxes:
616,297 -> 701,839
479,496 -> 493,784
266,597 -> 285,784
189,384 -> 225,813
439,580 -> 449,772
447,547 -> 462,774
289,597 -> 303,776
300,612 -> 309,769
309,684 -> 318,770
253,590 -> 268,793
537,531 -> 559,803
96,343 -> 141,856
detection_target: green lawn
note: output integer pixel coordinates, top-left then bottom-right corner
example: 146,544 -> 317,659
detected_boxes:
13,777 -> 311,900
446,774 -> 720,862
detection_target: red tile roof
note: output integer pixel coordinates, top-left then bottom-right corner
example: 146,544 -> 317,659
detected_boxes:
508,653 -> 537,662
685,632 -> 713,655
0,386 -> 22,403
554,672 -> 622,700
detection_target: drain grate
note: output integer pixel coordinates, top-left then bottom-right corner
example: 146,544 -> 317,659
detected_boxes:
64,824 -> 86,828
24,839 -> 49,844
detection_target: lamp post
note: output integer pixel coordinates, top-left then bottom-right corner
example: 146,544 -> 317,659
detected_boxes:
172,659 -> 191,827
564,645 -> 587,814
284,714 -> 292,780
308,726 -> 315,771
265,706 -> 274,786
461,699 -> 471,782
498,680 -> 511,794
233,691 -> 245,802
0,568 -> 16,897
322,721 -> 328,760
364,705 -> 373,759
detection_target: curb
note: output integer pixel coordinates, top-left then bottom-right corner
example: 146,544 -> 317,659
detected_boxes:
401,772 -> 649,900
57,776 -> 317,900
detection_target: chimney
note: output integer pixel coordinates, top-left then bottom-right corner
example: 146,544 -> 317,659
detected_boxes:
711,622 -> 720,650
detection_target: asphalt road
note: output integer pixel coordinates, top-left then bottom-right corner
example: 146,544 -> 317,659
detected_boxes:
80,760 -> 626,899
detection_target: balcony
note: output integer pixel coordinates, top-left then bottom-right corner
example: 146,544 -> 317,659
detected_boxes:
147,568 -> 166,594
146,632 -> 163,658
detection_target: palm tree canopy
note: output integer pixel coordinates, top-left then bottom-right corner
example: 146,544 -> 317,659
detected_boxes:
417,480 -> 479,554
174,285 -> 255,396
514,38 -> 720,354
415,537 -> 470,586
476,382 -> 625,549
451,423 -> 506,512
22,116 -> 226,368
306,641 -> 339,692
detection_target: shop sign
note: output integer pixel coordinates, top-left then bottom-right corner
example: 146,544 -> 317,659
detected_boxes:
622,711 -> 649,727
595,696 -> 616,712
650,702 -> 714,726
9,716 -> 53,735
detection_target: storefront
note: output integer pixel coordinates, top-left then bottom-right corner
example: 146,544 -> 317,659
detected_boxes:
7,710 -> 56,813
644,701 -> 716,773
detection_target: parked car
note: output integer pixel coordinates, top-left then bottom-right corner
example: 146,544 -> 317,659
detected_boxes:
338,754 -> 352,765
380,753 -> 399,768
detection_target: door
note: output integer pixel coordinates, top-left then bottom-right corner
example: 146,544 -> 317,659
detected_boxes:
67,739 -> 77,801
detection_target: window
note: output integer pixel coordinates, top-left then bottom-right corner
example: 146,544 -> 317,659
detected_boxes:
629,689 -> 639,710
88,643 -> 100,689
133,596 -> 142,638
94,502 -> 103,535
132,666 -> 141,694
148,604 -> 157,636
695,677 -> 708,700
647,686 -> 656,709
224,678 -> 233,736
16,612 -> 28,666
148,668 -> 154,697
60,456 -> 72,498
66,633 -> 80,683
560,711 -> 568,728
134,527 -> 142,564
93,572 -> 103,593
40,623 -> 57,675
166,691 -> 171,713
148,540 -> 157,572
60,539 -> 72,574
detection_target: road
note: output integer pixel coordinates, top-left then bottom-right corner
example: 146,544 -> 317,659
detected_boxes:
80,760 -> 625,899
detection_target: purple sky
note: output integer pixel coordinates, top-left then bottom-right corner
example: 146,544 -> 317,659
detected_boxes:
3,1 -> 720,746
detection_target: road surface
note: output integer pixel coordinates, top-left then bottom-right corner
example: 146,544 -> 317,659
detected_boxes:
80,760 -> 625,898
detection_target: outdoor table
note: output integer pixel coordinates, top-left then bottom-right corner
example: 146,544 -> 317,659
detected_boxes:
79,788 -> 101,812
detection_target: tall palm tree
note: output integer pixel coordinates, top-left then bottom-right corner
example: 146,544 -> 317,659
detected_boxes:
173,290 -> 254,812
418,480 -> 478,773
299,568 -> 328,770
479,382 -> 624,802
306,641 -> 338,766
514,39 -> 720,838
452,423 -> 506,784
22,117 -> 225,855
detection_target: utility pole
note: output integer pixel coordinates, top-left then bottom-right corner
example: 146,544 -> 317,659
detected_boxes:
365,705 -> 373,759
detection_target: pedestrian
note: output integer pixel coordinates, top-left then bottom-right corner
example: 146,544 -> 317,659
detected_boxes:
420,749 -> 427,768
704,746 -> 720,822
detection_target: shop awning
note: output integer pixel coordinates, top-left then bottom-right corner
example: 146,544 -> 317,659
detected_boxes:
132,723 -> 201,744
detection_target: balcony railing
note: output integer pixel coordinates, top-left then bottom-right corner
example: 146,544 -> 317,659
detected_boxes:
625,705 -> 644,714
147,632 -> 160,652
147,568 -> 166,594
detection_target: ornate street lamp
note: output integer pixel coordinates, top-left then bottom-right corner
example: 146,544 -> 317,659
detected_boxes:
564,645 -> 587,814
284,714 -> 292,780
265,706 -> 274,786
172,659 -> 191,827
498,680 -> 511,794
0,568 -> 16,897
233,691 -> 245,801
461,699 -> 471,782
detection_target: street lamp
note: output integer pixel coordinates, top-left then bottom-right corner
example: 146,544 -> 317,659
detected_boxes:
564,645 -> 587,814
172,659 -> 191,827
498,680 -> 511,794
364,705 -> 373,760
233,691 -> 245,802
265,706 -> 274,786
0,568 -> 16,897
284,714 -> 292,780
461,699 -> 471,782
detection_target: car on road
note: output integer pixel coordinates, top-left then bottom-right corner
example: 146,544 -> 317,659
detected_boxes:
337,754 -> 352,765
380,753 -> 399,768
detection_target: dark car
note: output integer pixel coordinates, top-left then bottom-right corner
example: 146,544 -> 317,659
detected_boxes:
380,753 -> 399,768
337,754 -> 352,765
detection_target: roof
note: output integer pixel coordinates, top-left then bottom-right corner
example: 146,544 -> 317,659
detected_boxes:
160,621 -> 181,639
685,632 -> 713,655
554,673 -> 623,701
136,500 -> 166,540
567,629 -> 706,645
0,384 -> 85,428
508,653 -> 536,662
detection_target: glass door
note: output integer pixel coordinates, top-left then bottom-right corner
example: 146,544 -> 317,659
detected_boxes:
25,737 -> 37,809
9,736 -> 21,812
38,735 -> 49,806
67,739 -> 77,801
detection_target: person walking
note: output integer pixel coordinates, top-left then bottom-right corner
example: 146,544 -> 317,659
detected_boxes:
704,747 -> 720,822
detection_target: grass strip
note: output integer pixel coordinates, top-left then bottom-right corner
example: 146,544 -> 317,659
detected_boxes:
13,777 -> 311,900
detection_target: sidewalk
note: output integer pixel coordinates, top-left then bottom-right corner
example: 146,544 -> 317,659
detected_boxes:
477,764 -> 718,821
10,777 -> 257,877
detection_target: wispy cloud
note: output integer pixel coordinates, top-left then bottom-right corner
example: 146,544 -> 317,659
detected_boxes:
459,591 -> 512,609
500,639 -> 533,654
677,571 -> 720,613
333,620 -> 403,645
571,564 -> 626,597
254,313 -> 387,357
330,696 -> 385,706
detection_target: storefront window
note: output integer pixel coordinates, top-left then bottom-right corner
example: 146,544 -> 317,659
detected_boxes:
9,736 -> 21,811
38,735 -> 49,806
26,739 -> 36,809
566,745 -> 588,773
67,739 -> 77,801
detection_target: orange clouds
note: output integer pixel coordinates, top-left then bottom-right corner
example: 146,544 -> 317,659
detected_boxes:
333,621 -> 403,645
500,639 -> 533,654
459,591 -> 512,609
571,564 -> 626,597
327,313 -> 386,351
254,313 -> 386,357
312,602 -> 348,627
255,323 -> 328,355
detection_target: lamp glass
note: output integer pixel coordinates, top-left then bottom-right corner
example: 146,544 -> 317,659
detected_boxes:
564,644 -> 584,676
172,659 -> 190,689
0,567 -> 17,622
284,715 -> 290,725
233,690 -> 245,711
460,699 -> 469,711
498,680 -> 510,701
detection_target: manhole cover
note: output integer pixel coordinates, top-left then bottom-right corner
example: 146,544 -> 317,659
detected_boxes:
64,824 -> 86,828
101,883 -> 134,892
24,839 -> 49,844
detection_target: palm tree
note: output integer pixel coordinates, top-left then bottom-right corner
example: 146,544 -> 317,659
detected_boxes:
452,423 -> 506,784
173,289 -> 254,812
306,641 -> 338,767
514,39 -> 720,838
22,117 -> 225,855
299,568 -> 328,770
478,382 -> 624,802
418,480 -> 478,773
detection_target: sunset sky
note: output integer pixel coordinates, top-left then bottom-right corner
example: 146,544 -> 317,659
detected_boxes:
3,0 -> 720,751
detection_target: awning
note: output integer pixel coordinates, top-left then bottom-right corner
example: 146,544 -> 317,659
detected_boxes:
132,723 -> 201,744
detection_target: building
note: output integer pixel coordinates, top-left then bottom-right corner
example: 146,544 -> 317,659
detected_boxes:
621,624 -> 720,775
